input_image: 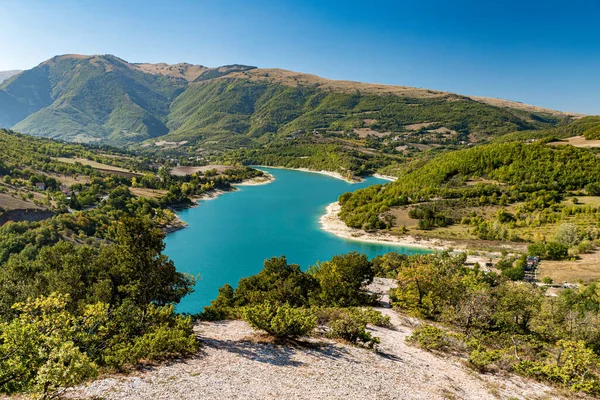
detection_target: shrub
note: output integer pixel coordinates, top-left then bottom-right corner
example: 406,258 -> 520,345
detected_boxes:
407,325 -> 450,352
468,348 -> 503,373
513,341 -> 600,394
242,303 -> 316,338
315,307 -> 385,348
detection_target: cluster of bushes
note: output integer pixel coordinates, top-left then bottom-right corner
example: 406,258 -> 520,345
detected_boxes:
385,252 -> 600,394
202,252 -> 389,348
0,217 -> 197,398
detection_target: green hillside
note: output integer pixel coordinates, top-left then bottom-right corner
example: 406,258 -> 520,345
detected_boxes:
2,55 -> 188,144
338,117 -> 600,249
0,54 -> 579,148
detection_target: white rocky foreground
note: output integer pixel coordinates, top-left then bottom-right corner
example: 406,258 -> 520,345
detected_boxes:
66,279 -> 561,400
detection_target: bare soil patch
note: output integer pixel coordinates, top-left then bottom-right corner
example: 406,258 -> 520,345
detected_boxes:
548,136 -> 600,148
66,310 -> 561,400
130,187 -> 168,199
170,165 -> 232,177
539,251 -> 600,284
353,128 -> 389,138
405,122 -> 437,130
43,173 -> 91,187
53,157 -> 131,173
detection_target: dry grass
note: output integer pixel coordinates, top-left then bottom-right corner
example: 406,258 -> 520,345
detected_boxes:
170,164 -> 232,176
0,193 -> 42,211
134,63 -> 208,81
53,157 -> 132,173
43,173 -> 91,187
130,187 -> 168,199
405,122 -> 437,130
353,128 -> 389,138
539,251 -> 600,283
548,136 -> 600,148
226,68 -> 450,98
469,96 -> 584,118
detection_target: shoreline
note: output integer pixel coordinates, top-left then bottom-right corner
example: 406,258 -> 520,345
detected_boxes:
372,173 -> 397,182
319,202 -> 457,251
252,165 -> 360,184
233,171 -> 275,186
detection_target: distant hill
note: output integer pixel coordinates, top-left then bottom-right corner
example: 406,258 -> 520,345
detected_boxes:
0,54 -> 582,147
0,70 -> 21,84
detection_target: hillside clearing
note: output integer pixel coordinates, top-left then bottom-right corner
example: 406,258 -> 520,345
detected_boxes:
66,309 -> 559,400
538,251 -> 600,283
548,135 -> 600,148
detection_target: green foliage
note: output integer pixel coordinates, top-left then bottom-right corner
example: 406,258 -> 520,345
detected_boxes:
407,325 -> 452,352
316,307 -> 386,348
0,294 -> 97,397
309,252 -> 375,307
528,241 -> 569,260
514,340 -> 600,395
340,139 -> 600,230
241,302 -> 317,338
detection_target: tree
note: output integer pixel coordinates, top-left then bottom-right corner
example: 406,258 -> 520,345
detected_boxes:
309,252 -> 374,307
554,224 -> 580,248
493,282 -> 543,333
106,217 -> 196,306
232,256 -> 318,307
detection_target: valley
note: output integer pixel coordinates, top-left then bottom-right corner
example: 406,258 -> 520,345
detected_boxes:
1,54 -> 600,399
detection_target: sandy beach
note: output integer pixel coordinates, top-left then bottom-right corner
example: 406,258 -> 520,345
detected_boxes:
233,172 -> 275,186
253,165 -> 360,183
319,202 -> 458,251
372,173 -> 397,181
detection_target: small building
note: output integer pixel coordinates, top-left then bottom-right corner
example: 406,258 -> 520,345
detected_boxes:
35,182 -> 46,191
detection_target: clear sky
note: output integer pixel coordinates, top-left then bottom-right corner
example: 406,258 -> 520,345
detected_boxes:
1,0 -> 598,114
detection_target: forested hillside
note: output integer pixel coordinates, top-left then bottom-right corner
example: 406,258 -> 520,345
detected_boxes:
0,54 -> 579,149
338,117 -> 600,256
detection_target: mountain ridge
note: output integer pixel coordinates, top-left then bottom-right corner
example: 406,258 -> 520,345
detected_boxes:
0,54 -> 583,146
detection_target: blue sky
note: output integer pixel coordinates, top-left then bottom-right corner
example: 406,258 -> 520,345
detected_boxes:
1,0 -> 598,114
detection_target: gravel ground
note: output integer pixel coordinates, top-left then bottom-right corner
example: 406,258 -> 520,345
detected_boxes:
66,279 -> 563,400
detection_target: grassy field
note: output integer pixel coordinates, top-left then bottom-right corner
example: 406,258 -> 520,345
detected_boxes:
53,157 -> 141,176
53,157 -> 130,172
130,187 -> 168,199
0,193 -> 43,211
539,252 -> 600,283
170,164 -> 231,176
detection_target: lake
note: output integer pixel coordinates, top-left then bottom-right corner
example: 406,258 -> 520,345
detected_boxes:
164,167 -> 429,313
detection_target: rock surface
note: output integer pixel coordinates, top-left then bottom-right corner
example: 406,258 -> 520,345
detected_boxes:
66,305 -> 561,400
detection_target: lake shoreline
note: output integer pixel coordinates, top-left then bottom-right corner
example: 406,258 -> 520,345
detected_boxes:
319,202 -> 457,251
252,165 -> 361,183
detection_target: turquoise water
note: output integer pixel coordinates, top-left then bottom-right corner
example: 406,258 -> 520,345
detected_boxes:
164,167 -> 429,313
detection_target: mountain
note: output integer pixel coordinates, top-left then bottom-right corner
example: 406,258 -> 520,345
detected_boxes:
0,54 -> 582,147
0,70 -> 22,84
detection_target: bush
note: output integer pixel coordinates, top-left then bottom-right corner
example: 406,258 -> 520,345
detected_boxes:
513,340 -> 600,394
407,325 -> 451,352
468,348 -> 503,373
528,241 -> 569,260
242,303 -> 316,338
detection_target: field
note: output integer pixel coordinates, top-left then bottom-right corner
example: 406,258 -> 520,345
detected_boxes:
0,193 -> 43,211
170,164 -> 232,176
538,251 -> 600,283
130,187 -> 168,199
53,157 -> 141,176
548,136 -> 600,148
43,172 -> 92,187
